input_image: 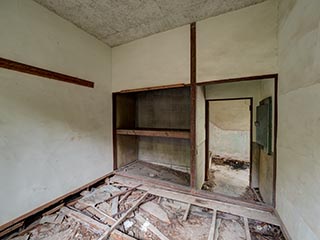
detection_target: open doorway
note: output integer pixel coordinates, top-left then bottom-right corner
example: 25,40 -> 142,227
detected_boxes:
197,77 -> 276,206
203,98 -> 254,200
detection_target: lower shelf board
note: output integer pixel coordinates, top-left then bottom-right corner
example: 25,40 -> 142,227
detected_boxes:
116,129 -> 190,139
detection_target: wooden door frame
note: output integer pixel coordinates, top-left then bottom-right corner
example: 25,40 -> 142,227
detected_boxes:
205,97 -> 253,186
198,74 -> 278,207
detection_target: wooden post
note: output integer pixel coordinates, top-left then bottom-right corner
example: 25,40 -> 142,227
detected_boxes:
190,22 -> 197,189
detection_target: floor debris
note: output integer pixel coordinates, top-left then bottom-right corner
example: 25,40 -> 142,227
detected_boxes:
202,157 -> 262,203
119,161 -> 190,186
5,175 -> 285,240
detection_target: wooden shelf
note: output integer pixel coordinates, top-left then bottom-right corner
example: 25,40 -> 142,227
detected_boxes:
116,129 -> 190,139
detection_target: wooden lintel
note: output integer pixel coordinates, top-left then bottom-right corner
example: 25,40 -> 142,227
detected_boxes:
0,57 -> 94,88
118,83 -> 188,93
196,74 -> 278,86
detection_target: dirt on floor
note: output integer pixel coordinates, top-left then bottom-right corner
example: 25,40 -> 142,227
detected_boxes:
5,175 -> 283,240
202,155 -> 263,203
120,161 -> 190,186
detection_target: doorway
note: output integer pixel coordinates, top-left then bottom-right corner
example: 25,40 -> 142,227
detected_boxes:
203,98 -> 256,201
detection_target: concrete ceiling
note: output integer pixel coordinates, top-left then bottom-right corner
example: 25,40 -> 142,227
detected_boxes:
34,0 -> 266,47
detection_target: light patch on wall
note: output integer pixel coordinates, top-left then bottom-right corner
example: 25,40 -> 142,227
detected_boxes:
209,100 -> 251,131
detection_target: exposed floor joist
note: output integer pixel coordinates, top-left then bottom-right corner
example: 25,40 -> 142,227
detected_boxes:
3,174 -> 285,240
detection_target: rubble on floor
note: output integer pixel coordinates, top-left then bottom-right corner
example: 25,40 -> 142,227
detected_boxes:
202,156 -> 263,203
6,175 -> 284,240
118,160 -> 190,186
249,220 -> 285,240
211,155 -> 250,170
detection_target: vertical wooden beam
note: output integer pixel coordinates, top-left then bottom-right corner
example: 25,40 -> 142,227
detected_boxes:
249,98 -> 253,187
112,92 -> 118,170
273,74 -> 278,208
190,22 -> 197,189
205,100 -> 209,181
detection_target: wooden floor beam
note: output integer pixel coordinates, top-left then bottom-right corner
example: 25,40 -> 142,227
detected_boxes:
208,210 -> 217,240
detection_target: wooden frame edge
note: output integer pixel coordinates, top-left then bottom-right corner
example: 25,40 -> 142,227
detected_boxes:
115,83 -> 190,94
204,97 -> 253,186
200,74 -> 278,208
196,74 -> 278,86
112,92 -> 118,170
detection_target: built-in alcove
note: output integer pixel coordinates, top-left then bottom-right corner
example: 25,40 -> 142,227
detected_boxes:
113,76 -> 277,206
114,87 -> 191,186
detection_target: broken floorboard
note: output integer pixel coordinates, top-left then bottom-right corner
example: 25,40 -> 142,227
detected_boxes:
4,175 -> 285,240
110,175 -> 280,226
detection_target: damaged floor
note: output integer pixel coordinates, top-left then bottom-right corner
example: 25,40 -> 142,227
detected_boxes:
5,175 -> 285,240
202,156 -> 262,203
117,161 -> 190,187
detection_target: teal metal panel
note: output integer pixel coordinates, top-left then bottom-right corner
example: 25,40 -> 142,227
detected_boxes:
256,97 -> 272,154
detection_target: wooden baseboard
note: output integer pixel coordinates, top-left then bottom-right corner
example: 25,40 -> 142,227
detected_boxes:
0,171 -> 114,237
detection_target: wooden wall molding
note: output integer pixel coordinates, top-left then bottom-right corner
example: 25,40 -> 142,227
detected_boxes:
0,57 -> 94,88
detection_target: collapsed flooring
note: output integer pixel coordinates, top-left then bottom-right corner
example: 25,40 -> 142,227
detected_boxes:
4,175 -> 285,240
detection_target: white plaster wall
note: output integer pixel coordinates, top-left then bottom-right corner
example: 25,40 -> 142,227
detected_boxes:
209,100 -> 250,161
0,0 -> 112,225
111,0 -> 278,91
197,0 -> 278,83
208,99 -> 250,160
277,0 -> 320,239
209,123 -> 250,161
196,86 -> 206,189
205,80 -> 261,139
112,26 -> 190,92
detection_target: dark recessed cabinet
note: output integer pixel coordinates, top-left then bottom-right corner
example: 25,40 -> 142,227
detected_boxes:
113,87 -> 191,176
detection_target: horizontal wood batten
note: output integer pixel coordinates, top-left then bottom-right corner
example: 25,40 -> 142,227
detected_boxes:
196,74 -> 278,86
0,57 -> 94,88
116,129 -> 190,139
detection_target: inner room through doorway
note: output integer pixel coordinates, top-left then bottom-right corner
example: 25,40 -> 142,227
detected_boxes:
204,99 -> 252,199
